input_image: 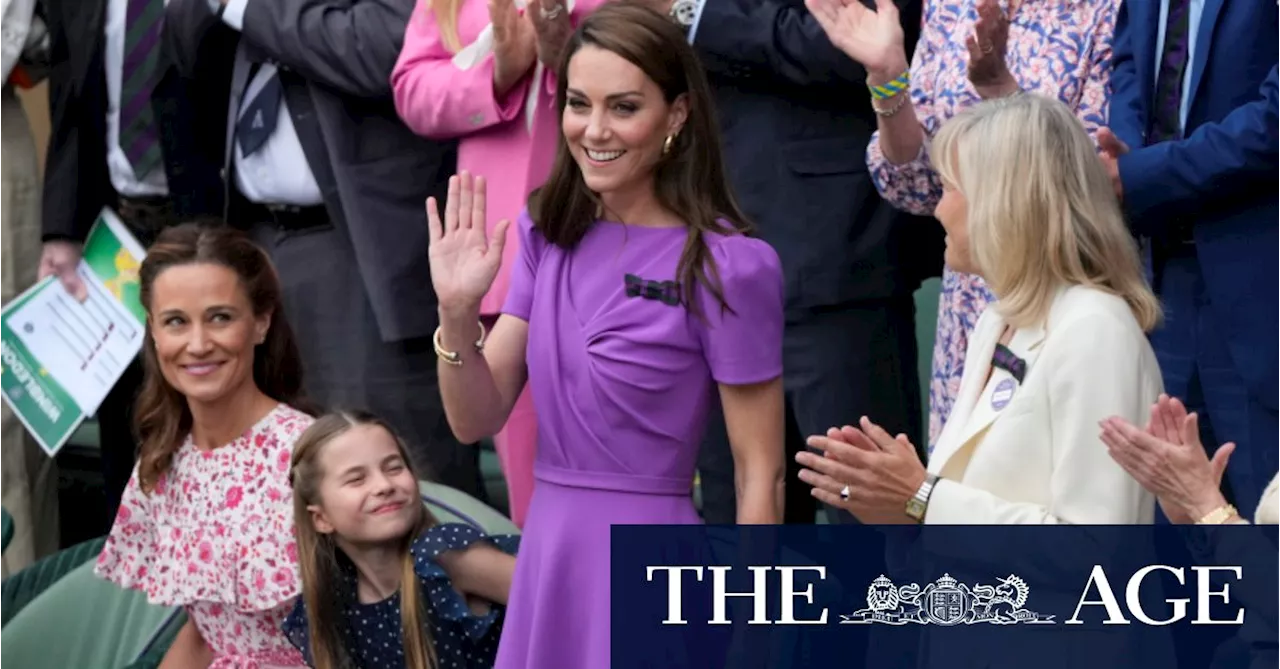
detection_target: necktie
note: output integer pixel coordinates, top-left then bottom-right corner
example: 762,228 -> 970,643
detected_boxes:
119,0 -> 165,179
1150,0 -> 1192,143
237,64 -> 283,157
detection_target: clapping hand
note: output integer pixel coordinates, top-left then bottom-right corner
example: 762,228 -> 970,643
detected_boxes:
490,0 -> 537,96
427,172 -> 510,319
796,417 -> 924,524
805,0 -> 907,85
528,0 -> 573,70
965,0 -> 1017,98
1099,395 -> 1235,524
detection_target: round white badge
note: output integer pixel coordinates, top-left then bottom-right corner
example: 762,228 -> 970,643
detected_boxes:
991,378 -> 1017,411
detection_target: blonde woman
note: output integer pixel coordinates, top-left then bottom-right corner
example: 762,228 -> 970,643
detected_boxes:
798,94 -> 1161,526
392,0 -> 608,527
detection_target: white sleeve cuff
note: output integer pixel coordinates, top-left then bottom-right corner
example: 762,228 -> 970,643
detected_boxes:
220,0 -> 249,31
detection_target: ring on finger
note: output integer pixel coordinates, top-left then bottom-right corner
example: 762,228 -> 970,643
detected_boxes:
980,41 -> 994,54
840,485 -> 851,501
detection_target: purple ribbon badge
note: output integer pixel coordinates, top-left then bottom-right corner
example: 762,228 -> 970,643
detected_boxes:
991,377 -> 1017,411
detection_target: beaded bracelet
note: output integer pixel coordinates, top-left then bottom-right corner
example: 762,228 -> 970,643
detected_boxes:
869,71 -> 910,101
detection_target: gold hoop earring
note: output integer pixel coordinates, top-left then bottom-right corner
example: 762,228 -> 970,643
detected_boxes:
662,134 -> 675,155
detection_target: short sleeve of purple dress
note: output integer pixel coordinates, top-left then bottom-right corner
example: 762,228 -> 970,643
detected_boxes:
494,212 -> 783,669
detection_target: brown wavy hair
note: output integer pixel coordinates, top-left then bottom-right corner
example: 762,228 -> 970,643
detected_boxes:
134,222 -> 308,493
528,2 -> 751,315
290,411 -> 440,669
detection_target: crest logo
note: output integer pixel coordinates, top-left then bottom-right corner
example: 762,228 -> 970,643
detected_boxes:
841,573 -> 1055,626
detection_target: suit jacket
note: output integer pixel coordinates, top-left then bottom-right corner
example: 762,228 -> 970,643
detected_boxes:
692,0 -> 942,319
1109,0 -> 1279,409
164,0 -> 457,343
41,0 -> 233,242
924,285 -> 1160,525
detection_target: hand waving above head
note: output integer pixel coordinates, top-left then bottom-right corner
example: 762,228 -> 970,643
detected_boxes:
805,0 -> 907,83
426,172 -> 510,319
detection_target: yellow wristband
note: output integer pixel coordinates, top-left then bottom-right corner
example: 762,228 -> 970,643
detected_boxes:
869,70 -> 910,101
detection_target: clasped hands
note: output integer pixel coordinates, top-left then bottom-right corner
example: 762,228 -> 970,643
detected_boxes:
796,416 -> 927,524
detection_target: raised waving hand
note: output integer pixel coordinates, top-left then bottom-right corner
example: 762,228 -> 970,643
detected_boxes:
427,172 -> 510,318
805,0 -> 907,81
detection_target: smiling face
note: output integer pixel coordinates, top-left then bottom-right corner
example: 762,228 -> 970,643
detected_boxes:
307,424 -> 422,546
148,262 -> 270,406
561,44 -> 688,200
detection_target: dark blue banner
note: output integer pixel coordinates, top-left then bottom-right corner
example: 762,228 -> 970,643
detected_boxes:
610,525 -> 1278,669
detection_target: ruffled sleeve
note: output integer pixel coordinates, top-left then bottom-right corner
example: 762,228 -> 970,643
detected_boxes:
410,523 -> 520,642
280,597 -> 315,666
499,210 -> 548,322
94,405 -> 314,612
94,465 -> 160,589
693,233 -> 785,386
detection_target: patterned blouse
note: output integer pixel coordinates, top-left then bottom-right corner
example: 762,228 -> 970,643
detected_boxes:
95,404 -> 315,669
865,0 -> 1118,449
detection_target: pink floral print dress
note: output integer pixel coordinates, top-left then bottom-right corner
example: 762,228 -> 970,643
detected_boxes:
865,0 -> 1119,450
95,404 -> 314,668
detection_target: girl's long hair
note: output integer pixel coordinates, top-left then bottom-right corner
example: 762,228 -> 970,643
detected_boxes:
290,411 -> 440,669
528,2 -> 751,316
134,222 -> 309,493
424,0 -> 464,52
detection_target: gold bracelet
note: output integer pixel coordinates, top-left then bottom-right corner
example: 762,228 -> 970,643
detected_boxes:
872,93 -> 910,118
433,322 -> 486,366
1196,504 -> 1239,525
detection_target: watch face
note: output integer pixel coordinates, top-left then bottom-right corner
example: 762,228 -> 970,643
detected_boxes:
906,499 -> 925,520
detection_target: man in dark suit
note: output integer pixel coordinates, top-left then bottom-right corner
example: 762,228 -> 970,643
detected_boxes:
645,0 -> 937,524
38,0 -> 234,521
1103,0 -> 1278,520
164,0 -> 485,499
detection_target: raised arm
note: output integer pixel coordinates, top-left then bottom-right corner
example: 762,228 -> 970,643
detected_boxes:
1119,64 -> 1279,222
217,0 -> 412,98
430,173 -> 530,443
688,0 -> 918,87
391,0 -> 536,139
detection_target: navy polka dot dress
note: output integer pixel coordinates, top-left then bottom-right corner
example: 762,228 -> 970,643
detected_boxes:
282,523 -> 520,668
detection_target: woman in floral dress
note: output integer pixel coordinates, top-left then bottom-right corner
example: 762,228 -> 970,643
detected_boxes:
808,0 -> 1119,450
95,224 -> 315,668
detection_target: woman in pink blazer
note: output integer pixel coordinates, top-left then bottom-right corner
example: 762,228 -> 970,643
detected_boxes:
392,0 -> 605,527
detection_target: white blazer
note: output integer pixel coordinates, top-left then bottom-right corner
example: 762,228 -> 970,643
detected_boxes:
924,285 -> 1161,525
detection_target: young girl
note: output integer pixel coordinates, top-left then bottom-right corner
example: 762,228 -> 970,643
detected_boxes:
283,411 -> 519,669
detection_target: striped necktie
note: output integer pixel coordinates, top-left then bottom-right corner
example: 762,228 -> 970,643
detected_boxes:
119,0 -> 165,179
1150,0 -> 1192,143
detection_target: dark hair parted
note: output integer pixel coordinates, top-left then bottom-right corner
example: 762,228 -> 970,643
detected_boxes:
528,1 -> 751,314
134,222 -> 309,493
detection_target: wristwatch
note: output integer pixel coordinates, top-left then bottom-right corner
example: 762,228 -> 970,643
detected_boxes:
905,473 -> 939,523
669,0 -> 698,31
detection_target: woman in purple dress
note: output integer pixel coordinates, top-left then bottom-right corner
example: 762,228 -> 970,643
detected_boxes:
425,4 -> 786,667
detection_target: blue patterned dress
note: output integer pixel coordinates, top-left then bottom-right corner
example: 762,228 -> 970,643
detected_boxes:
865,0 -> 1119,451
282,523 -> 520,668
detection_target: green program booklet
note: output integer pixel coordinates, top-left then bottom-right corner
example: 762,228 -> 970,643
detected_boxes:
1,208 -> 146,456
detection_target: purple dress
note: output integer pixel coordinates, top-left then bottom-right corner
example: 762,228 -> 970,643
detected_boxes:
493,212 -> 784,669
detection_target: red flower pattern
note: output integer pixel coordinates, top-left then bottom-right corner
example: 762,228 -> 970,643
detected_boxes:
95,405 -> 314,667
